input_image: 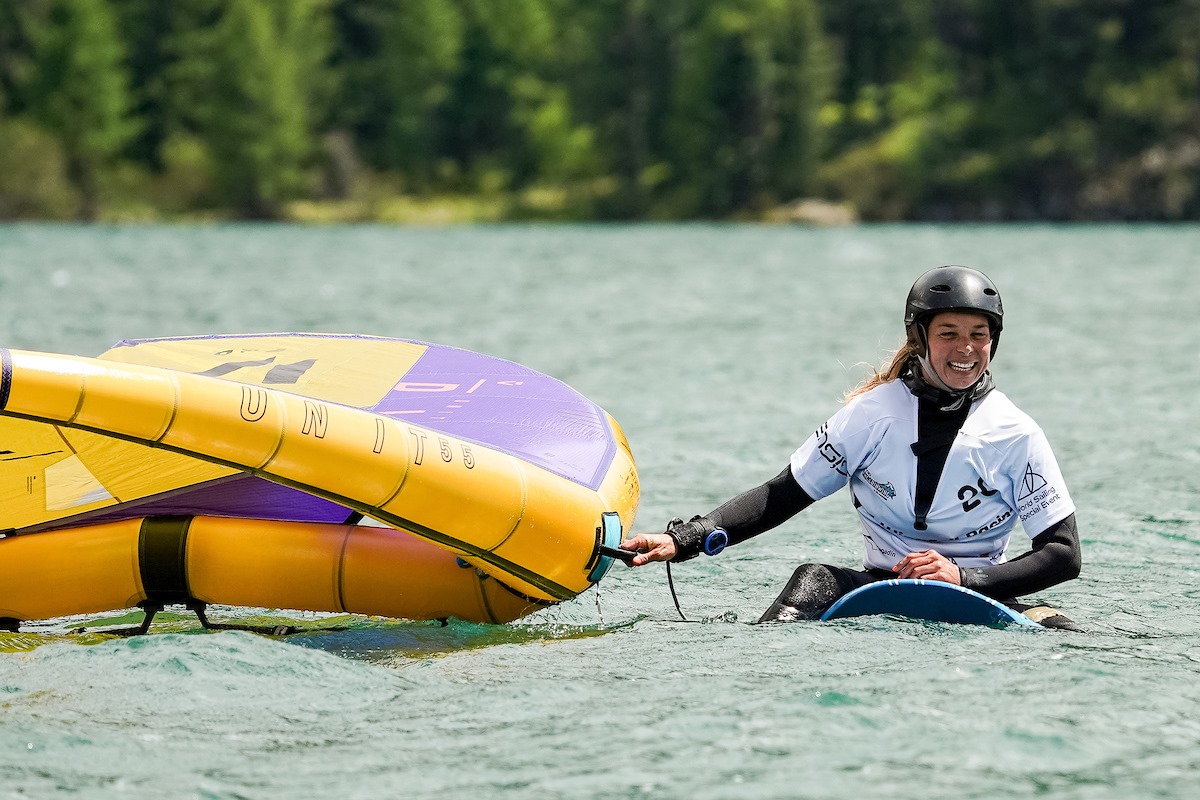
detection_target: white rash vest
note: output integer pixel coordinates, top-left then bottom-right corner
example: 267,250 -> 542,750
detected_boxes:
790,379 -> 1075,571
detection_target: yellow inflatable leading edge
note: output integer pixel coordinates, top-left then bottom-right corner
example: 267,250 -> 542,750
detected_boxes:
0,335 -> 639,629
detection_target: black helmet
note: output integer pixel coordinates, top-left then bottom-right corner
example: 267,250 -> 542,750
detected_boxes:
904,266 -> 1003,356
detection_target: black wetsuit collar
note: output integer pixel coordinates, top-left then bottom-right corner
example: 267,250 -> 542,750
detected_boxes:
903,360 -> 993,531
901,360 -> 994,411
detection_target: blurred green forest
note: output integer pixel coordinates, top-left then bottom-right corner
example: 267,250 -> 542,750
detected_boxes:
1,0 -> 1197,223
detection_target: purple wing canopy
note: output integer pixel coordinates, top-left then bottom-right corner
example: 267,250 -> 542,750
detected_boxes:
60,335 -> 617,529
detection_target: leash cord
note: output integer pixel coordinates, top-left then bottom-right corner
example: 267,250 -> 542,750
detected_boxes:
666,561 -> 688,622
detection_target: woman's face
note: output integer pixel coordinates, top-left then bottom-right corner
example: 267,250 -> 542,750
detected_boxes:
922,311 -> 992,390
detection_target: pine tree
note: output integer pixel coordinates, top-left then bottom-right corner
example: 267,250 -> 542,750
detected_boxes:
197,0 -> 334,218
27,0 -> 137,220
662,0 -> 828,217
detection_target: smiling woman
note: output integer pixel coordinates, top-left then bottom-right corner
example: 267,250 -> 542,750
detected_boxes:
619,265 -> 1082,627
924,312 -> 992,390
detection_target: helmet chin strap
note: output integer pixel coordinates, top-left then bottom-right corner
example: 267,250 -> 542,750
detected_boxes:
915,350 -> 957,393
911,324 -> 955,392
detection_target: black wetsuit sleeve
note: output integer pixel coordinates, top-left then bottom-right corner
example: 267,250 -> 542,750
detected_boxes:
669,467 -> 816,561
959,513 -> 1082,599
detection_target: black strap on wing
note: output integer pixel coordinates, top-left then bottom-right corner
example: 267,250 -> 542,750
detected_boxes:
134,516 -> 301,635
138,516 -> 195,605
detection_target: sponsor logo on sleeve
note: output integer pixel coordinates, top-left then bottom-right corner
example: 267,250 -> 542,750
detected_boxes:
1017,464 -> 1047,499
1017,462 -> 1061,522
815,423 -> 848,477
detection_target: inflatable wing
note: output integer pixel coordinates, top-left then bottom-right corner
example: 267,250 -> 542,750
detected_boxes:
0,335 -> 639,626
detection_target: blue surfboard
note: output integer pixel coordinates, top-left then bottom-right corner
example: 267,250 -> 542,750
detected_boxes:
820,579 -> 1039,627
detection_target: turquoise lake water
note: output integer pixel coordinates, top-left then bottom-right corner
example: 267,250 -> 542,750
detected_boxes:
1,223 -> 1198,799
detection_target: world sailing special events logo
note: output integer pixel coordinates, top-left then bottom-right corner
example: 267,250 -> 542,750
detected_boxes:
1016,462 -> 1060,522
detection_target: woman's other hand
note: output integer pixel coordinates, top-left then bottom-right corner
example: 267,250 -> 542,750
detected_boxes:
893,549 -> 962,584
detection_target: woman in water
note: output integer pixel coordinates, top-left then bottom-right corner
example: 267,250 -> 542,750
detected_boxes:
619,266 -> 1081,623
